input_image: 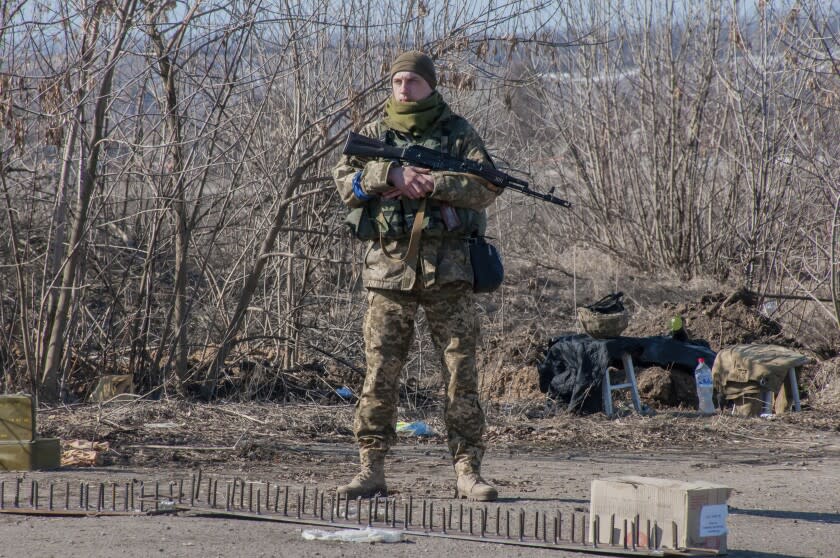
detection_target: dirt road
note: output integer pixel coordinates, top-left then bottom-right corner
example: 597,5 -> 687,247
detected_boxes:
2,430 -> 838,558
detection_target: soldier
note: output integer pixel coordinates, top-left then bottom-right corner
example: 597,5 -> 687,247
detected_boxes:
333,51 -> 500,501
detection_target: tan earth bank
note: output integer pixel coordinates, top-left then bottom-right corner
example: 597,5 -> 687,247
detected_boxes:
2,292 -> 839,557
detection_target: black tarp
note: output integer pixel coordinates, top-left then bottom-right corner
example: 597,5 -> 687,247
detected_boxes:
537,334 -> 717,414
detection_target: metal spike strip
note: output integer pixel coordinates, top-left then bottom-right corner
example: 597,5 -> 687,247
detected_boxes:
195,469 -> 202,501
672,520 -> 678,550
390,497 -> 397,528
301,485 -> 306,516
653,520 -> 659,549
0,477 -> 692,556
408,495 -> 413,525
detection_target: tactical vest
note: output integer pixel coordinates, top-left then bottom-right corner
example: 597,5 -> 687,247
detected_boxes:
345,117 -> 486,241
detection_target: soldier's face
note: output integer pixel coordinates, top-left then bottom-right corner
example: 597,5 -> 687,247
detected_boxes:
391,71 -> 433,103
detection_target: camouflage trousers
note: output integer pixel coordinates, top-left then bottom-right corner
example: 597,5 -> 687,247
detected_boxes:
356,280 -> 486,470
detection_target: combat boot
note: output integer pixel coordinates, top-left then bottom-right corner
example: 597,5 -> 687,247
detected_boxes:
454,458 -> 497,501
337,448 -> 387,499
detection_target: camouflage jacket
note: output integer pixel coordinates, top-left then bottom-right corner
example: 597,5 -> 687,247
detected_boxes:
333,105 -> 500,291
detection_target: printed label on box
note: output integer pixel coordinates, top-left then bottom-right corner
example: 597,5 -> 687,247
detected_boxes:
699,504 -> 728,537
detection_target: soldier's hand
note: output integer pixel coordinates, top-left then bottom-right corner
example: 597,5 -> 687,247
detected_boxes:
386,165 -> 434,199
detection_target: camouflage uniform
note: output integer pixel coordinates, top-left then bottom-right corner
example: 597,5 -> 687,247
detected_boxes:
333,106 -> 499,478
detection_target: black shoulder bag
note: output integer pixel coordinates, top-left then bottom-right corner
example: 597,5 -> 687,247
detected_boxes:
469,235 -> 504,293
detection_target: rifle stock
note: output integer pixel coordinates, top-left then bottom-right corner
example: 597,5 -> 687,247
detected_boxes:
342,132 -> 572,208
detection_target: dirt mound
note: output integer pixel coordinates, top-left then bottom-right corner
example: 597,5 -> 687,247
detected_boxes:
636,366 -> 697,408
624,289 -> 789,350
479,324 -> 546,403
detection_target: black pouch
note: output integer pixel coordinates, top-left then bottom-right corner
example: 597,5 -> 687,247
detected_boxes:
469,235 -> 504,293
344,206 -> 376,240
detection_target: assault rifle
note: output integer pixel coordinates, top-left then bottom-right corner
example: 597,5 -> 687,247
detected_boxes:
342,132 -> 572,208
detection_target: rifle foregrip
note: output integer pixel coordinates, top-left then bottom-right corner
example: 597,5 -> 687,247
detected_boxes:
343,132 -> 401,159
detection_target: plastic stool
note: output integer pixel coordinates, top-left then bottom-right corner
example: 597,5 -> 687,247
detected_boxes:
761,367 -> 801,414
602,353 -> 643,418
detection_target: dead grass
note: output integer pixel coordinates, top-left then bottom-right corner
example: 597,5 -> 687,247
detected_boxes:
36,396 -> 838,471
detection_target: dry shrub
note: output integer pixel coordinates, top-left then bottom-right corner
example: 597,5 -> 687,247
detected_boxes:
806,357 -> 840,411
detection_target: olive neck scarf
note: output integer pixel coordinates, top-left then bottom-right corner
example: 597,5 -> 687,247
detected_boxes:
382,91 -> 449,138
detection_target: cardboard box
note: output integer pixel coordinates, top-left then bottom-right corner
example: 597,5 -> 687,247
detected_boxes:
589,476 -> 731,554
0,395 -> 35,442
0,438 -> 61,471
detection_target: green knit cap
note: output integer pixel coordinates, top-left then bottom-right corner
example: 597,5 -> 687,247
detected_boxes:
390,51 -> 437,90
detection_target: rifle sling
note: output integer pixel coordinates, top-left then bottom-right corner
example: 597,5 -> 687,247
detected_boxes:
379,198 -> 427,289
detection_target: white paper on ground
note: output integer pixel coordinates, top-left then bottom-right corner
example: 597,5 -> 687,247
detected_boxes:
301,527 -> 405,543
699,503 -> 729,537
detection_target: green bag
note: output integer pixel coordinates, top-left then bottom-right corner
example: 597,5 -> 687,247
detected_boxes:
344,199 -> 408,241
344,206 -> 376,240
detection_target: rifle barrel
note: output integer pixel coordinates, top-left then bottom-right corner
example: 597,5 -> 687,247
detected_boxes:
342,132 -> 572,208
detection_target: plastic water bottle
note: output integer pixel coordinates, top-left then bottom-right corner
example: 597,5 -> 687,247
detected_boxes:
694,358 -> 715,416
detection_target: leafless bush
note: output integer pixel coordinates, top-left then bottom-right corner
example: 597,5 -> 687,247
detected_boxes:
1,1 -> 837,403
